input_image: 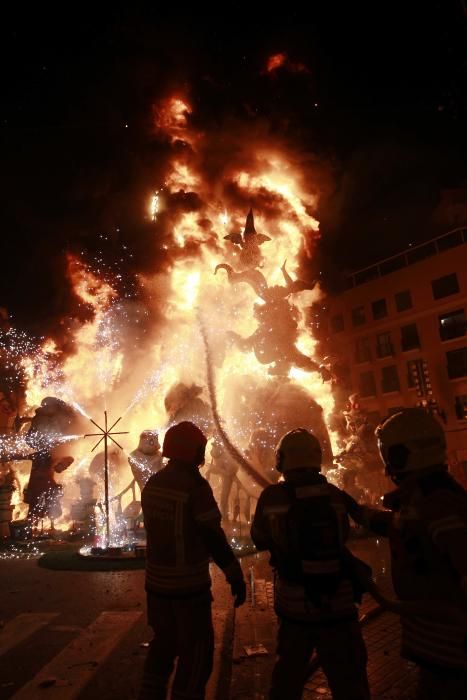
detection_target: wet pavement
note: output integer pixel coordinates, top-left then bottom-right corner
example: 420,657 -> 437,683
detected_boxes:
230,534 -> 418,700
0,534 -> 420,699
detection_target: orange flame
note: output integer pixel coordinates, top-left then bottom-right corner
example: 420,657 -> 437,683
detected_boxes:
16,93 -> 338,534
67,255 -> 116,310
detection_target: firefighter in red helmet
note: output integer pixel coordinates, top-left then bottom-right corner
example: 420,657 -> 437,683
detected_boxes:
251,428 -> 371,700
139,421 -> 246,700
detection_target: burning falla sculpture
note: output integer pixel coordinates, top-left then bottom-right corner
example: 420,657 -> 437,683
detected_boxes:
333,393 -> 388,502
23,397 -> 78,524
215,258 -> 331,380
217,209 -> 330,379
0,390 -> 19,537
164,382 -> 213,435
128,430 -> 163,492
223,207 -> 271,269
335,393 -> 377,466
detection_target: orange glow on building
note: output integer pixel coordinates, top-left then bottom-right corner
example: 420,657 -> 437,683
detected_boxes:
325,228 -> 467,480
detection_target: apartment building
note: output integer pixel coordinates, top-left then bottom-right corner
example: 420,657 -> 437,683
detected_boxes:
326,228 -> 467,468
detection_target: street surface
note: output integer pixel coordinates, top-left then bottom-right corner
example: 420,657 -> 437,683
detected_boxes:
0,536 -> 419,699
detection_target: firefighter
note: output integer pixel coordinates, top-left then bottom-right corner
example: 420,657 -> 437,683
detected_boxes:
351,408 -> 467,699
139,421 -> 246,700
251,428 -> 371,700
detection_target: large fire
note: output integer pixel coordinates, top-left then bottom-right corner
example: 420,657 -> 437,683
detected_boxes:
2,95 -> 338,539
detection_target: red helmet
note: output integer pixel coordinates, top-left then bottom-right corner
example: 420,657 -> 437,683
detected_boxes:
162,421 -> 207,464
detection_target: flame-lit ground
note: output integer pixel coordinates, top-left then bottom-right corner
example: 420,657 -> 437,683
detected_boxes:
4,95 -> 338,539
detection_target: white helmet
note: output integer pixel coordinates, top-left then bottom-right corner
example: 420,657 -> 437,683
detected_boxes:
276,428 -> 322,473
375,408 -> 446,480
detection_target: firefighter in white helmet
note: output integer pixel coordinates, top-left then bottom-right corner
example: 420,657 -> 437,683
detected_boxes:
350,408 -> 467,699
251,428 -> 371,700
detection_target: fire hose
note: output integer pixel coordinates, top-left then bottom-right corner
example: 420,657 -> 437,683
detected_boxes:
304,564 -> 467,680
198,315 -> 273,489
305,576 -> 467,682
366,580 -> 467,625
353,563 -> 467,626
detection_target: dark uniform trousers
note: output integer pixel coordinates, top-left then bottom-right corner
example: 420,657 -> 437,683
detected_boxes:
138,591 -> 214,700
140,461 -> 244,699
251,472 -> 372,700
270,616 -> 370,700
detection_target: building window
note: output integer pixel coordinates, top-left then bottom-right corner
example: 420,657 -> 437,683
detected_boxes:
438,309 -> 466,341
352,306 -> 366,326
381,365 -> 400,393
446,347 -> 467,379
395,290 -> 412,312
401,323 -> 420,351
455,395 -> 467,420
359,371 -> 376,397
355,337 -> 372,363
376,332 -> 393,358
330,314 -> 344,333
372,298 -> 388,320
432,273 -> 460,300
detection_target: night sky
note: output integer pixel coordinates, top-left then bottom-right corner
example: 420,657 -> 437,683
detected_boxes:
1,3 -> 467,335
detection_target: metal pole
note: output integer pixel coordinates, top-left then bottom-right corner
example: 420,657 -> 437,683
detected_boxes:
104,410 -> 110,547
84,411 -> 128,550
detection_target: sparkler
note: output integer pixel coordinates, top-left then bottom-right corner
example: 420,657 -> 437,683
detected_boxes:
84,412 -> 128,548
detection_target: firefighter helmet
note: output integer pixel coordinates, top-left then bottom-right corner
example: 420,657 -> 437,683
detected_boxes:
162,421 -> 207,464
276,428 -> 322,473
375,408 -> 446,479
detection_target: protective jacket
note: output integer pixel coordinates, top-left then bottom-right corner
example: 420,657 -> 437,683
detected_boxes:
142,459 -> 243,597
251,469 -> 367,622
357,468 -> 467,671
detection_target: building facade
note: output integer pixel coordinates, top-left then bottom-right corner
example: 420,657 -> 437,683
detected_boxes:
326,228 -> 467,473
